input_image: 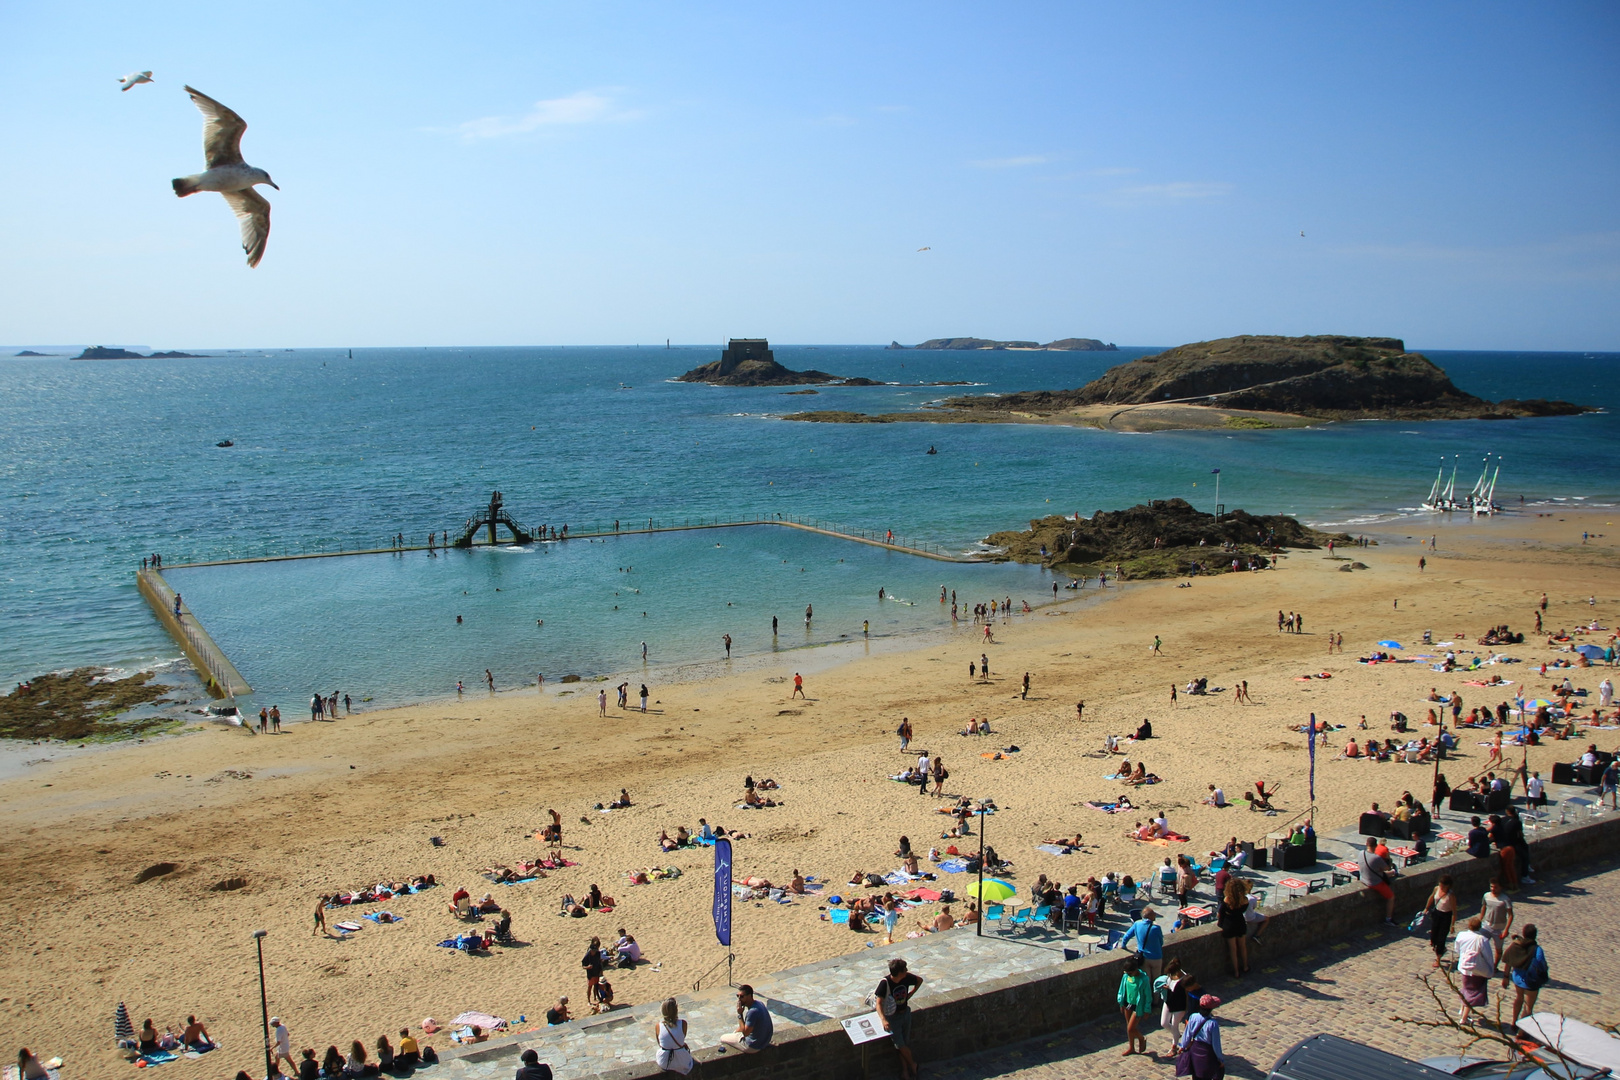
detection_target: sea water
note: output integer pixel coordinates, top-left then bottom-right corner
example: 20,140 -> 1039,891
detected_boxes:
1,345 -> 1614,706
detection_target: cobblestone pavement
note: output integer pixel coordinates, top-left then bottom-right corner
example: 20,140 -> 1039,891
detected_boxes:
926,856 -> 1620,1080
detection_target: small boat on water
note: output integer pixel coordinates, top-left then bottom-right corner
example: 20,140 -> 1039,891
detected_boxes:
216,439 -> 234,447
1422,454 -> 1500,514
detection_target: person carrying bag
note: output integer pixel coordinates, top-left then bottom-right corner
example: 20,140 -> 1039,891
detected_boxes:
1176,995 -> 1226,1080
654,998 -> 694,1075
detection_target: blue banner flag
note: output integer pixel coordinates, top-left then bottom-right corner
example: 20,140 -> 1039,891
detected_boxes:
1211,468 -> 1220,474
713,838 -> 733,947
1307,712 -> 1316,802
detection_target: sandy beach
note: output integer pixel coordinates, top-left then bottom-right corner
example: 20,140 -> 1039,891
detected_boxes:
3,507 -> 1616,1075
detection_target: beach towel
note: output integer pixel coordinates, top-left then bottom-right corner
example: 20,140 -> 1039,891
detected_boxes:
883,870 -> 918,886
936,858 -> 970,873
692,835 -> 717,847
1036,844 -> 1074,856
1104,773 -> 1128,780
1086,800 -> 1124,813
139,1051 -> 178,1066
362,911 -> 402,924
902,887 -> 943,901
451,1011 -> 506,1032
829,909 -> 851,924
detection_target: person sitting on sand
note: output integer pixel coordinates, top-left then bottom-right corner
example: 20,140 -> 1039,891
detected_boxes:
789,869 -> 806,894
476,893 -> 501,914
584,884 -> 604,909
1104,733 -> 1120,755
920,905 -> 956,933
610,789 -> 632,809
1202,785 -> 1228,807
1340,737 -> 1361,759
545,998 -> 572,1025
138,1019 -> 160,1055
1126,763 -> 1153,786
1116,759 -> 1132,781
848,869 -> 867,886
182,1015 -> 212,1050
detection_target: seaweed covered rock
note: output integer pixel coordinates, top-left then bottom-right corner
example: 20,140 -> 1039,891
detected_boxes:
984,499 -> 1351,579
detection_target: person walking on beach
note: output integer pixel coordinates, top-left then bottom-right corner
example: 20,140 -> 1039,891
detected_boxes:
898,718 -> 912,751
485,669 -> 495,692
771,616 -> 778,636
980,653 -> 990,679
723,633 -> 732,659
1022,672 -> 1030,700
640,684 -> 649,713
342,693 -> 350,715
1076,701 -> 1085,722
805,604 -> 813,627
1151,635 -> 1162,657
1419,556 -> 1426,572
313,896 -> 330,936
642,641 -> 648,662
792,673 -> 805,699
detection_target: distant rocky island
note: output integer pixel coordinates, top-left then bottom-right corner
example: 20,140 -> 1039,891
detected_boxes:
677,339 -> 841,386
788,335 -> 1592,431
14,350 -> 58,357
985,499 -> 1352,579
888,337 -> 1117,351
74,346 -> 208,360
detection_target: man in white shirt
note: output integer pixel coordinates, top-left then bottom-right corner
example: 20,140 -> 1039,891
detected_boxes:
1580,748 -> 1598,768
270,1017 -> 295,1076
1526,773 -> 1545,808
1203,785 -> 1227,807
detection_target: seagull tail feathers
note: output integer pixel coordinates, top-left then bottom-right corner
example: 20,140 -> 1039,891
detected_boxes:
172,176 -> 201,198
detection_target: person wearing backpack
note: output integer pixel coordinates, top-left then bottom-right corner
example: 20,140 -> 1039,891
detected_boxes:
1177,994 -> 1225,1079
1503,924 -> 1549,1024
872,958 -> 923,1080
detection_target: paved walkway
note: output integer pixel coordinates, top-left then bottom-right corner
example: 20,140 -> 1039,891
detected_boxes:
929,856 -> 1620,1080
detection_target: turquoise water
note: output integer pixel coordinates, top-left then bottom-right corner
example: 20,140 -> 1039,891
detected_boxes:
1,345 -> 1615,706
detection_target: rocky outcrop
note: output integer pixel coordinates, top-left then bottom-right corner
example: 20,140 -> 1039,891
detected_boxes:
74,346 -> 144,359
948,335 -> 1590,421
677,338 -> 840,386
984,499 -> 1351,578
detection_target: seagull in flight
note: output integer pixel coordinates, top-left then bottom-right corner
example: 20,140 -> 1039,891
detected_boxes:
917,246 -> 931,252
172,86 -> 278,267
119,71 -> 153,91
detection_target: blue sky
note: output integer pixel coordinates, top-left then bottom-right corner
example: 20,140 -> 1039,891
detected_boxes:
1,2 -> 1616,349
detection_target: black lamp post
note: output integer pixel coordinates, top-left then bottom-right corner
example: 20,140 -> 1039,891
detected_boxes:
253,929 -> 272,1080
976,806 -> 986,937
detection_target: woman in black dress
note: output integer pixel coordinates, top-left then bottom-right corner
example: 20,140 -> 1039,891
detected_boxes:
1217,878 -> 1251,976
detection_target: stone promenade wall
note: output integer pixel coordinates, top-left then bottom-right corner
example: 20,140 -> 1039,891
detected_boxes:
525,812 -> 1620,1080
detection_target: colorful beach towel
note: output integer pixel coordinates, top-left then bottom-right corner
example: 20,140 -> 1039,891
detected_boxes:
1086,800 -> 1124,813
362,911 -> 402,924
902,887 -> 943,902
936,858 -> 970,873
1036,844 -> 1074,856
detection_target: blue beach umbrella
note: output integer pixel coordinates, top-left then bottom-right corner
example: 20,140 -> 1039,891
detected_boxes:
1377,640 -> 1403,649
1575,644 -> 1605,660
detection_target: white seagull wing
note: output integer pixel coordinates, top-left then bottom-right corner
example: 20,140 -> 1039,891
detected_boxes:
183,85 -> 248,168
221,187 -> 271,268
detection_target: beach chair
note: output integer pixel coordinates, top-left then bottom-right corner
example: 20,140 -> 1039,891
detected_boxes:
453,895 -> 473,919
1115,885 -> 1137,912
1206,856 -> 1226,877
985,904 -> 1005,928
1007,906 -> 1034,930
1097,929 -> 1125,952
1028,904 -> 1052,932
1187,857 -> 1206,876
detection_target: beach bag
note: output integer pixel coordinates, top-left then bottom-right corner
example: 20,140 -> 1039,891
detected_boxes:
866,981 -> 900,1018
1175,1018 -> 1225,1080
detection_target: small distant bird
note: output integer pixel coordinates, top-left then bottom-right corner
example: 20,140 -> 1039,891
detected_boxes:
172,85 -> 278,267
917,246 -> 931,252
1300,230 -> 1305,237
119,70 -> 153,91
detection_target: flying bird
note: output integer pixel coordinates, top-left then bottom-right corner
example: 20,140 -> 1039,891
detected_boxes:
917,246 -> 931,252
119,71 -> 154,91
172,85 -> 278,268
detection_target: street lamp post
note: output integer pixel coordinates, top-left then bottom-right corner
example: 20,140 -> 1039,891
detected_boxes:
253,929 -> 272,1080
976,806 -> 986,937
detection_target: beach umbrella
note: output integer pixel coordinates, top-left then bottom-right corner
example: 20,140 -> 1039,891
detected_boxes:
1377,640 -> 1403,649
115,1001 -> 134,1043
1576,644 -> 1605,660
963,878 -> 1016,903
